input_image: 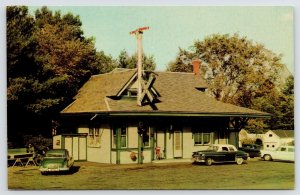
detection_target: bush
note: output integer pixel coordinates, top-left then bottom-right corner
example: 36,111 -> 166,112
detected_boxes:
23,134 -> 52,154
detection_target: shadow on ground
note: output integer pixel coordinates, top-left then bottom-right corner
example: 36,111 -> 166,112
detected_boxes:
41,165 -> 80,176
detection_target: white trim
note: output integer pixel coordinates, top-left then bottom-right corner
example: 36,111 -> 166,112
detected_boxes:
116,71 -> 137,97
104,97 -> 111,111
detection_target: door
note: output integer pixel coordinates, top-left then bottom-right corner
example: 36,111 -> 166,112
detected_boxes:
63,135 -> 87,161
174,131 -> 182,158
64,137 -> 73,158
72,137 -> 79,160
155,129 -> 166,159
79,137 -> 87,160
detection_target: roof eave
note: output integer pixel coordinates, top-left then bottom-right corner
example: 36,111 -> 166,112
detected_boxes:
61,111 -> 271,118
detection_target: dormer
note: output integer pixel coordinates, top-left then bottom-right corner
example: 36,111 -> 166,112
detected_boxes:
114,71 -> 159,102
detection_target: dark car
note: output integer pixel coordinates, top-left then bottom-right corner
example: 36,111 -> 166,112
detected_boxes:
238,144 -> 261,158
192,144 -> 248,166
39,149 -> 74,175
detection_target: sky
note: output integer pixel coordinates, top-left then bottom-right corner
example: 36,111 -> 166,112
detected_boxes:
27,6 -> 294,73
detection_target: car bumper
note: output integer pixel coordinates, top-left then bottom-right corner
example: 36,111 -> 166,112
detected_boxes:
40,167 -> 70,172
193,156 -> 205,163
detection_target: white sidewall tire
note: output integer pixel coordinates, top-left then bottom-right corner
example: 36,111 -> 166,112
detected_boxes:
236,158 -> 243,165
264,154 -> 272,161
205,158 -> 212,166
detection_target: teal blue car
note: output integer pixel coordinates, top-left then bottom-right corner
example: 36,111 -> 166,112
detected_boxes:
39,149 -> 74,175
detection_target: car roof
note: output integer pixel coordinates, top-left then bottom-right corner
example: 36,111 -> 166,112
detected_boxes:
210,144 -> 236,147
243,143 -> 259,146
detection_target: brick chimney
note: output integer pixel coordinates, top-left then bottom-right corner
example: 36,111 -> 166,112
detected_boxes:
192,59 -> 201,75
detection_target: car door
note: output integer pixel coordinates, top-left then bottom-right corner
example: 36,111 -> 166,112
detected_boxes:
220,146 -> 232,161
273,147 -> 286,160
287,147 -> 294,161
227,146 -> 237,161
213,146 -> 226,162
281,147 -> 289,160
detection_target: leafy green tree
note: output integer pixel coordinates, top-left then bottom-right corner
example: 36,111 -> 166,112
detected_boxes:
167,33 -> 292,131
274,76 -> 294,130
7,6 -> 36,78
168,34 -> 285,107
117,49 -> 156,71
247,76 -> 294,131
166,48 -> 194,72
7,6 -> 115,142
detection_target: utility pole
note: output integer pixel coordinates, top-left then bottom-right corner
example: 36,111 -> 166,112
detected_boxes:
130,26 -> 150,106
130,27 -> 149,164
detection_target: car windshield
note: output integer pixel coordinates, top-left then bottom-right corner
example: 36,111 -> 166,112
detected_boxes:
207,145 -> 219,151
45,153 -> 65,158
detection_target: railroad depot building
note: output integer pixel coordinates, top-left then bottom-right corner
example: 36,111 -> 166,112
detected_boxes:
54,60 -> 269,164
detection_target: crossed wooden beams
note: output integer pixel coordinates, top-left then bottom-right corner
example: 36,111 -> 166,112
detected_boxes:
138,73 -> 157,106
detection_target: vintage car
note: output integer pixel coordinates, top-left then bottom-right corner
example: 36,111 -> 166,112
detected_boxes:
39,149 -> 74,175
192,144 -> 248,166
238,144 -> 261,158
261,146 -> 294,162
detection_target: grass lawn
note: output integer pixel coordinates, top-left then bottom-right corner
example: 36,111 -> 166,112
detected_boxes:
7,158 -> 294,190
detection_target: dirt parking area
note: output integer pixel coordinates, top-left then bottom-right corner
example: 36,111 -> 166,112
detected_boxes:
7,158 -> 294,190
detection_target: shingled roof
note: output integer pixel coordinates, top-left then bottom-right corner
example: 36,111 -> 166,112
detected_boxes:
61,68 -> 270,117
271,130 -> 294,138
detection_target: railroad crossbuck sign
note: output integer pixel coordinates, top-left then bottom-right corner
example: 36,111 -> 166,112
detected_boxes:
130,26 -> 156,106
140,74 -> 156,104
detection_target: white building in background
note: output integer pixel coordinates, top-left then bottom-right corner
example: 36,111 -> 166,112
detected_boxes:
239,129 -> 294,150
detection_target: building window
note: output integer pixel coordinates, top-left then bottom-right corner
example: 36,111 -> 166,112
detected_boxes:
120,89 -> 137,98
194,132 -> 212,145
88,127 -> 101,148
269,134 -> 273,137
120,126 -> 127,148
112,126 -> 127,148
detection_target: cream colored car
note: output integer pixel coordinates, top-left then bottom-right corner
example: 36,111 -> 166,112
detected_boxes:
261,146 -> 294,162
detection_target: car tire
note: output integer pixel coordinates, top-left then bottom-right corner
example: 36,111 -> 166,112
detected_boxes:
41,172 -> 46,175
205,158 -> 213,166
264,154 -> 272,161
236,158 -> 243,165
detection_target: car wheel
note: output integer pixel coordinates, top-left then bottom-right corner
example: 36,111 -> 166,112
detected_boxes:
236,158 -> 243,165
264,154 -> 272,161
205,158 -> 213,166
41,172 -> 46,175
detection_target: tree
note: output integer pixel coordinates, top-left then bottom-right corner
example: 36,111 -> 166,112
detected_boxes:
7,6 -> 36,78
169,34 -> 285,107
166,48 -> 194,72
7,6 -> 115,142
117,49 -> 156,71
247,76 -> 294,130
167,33 -> 292,131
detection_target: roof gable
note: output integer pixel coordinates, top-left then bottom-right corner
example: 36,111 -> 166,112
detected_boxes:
270,130 -> 294,138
